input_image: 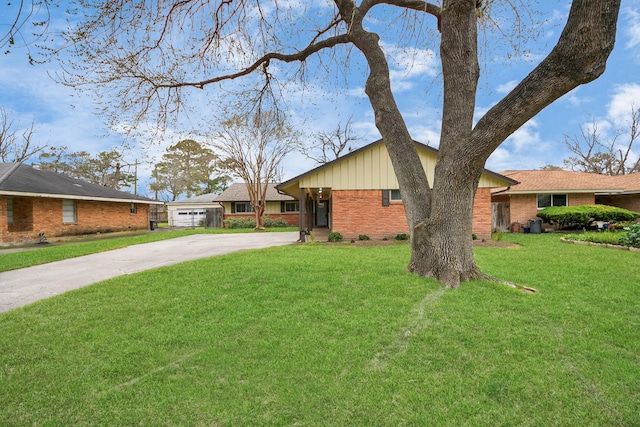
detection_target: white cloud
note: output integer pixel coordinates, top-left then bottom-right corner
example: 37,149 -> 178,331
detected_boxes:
560,87 -> 588,107
624,7 -> 640,49
607,83 -> 640,126
495,80 -> 518,95
381,42 -> 438,93
486,118 -> 561,172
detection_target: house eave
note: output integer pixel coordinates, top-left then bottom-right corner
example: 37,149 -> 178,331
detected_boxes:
500,189 -> 625,195
0,190 -> 164,204
277,139 -> 518,192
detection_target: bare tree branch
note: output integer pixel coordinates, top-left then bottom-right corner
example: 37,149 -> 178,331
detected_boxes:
303,118 -> 360,165
0,106 -> 46,162
563,106 -> 640,175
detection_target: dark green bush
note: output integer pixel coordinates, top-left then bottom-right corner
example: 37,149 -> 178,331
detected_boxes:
620,223 -> 640,248
328,232 -> 343,242
395,233 -> 410,241
358,234 -> 370,241
537,205 -> 640,228
224,217 -> 256,229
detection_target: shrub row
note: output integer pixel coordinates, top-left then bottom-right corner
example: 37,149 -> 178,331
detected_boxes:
537,204 -> 640,228
223,216 -> 290,229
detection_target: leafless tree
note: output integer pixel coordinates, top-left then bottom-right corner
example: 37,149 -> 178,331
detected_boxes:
212,110 -> 300,229
563,106 -> 640,175
0,106 -> 46,162
56,0 -> 621,288
303,118 -> 360,165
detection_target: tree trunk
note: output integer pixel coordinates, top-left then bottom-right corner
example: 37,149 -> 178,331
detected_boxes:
254,204 -> 265,229
405,0 -> 481,288
409,169 -> 484,287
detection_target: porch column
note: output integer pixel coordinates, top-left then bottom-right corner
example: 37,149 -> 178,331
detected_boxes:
299,187 -> 306,242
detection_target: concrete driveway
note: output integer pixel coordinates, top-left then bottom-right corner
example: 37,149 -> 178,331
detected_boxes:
0,232 -> 298,313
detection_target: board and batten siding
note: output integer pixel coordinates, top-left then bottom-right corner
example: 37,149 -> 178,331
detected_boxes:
219,201 -> 284,215
296,143 -> 503,190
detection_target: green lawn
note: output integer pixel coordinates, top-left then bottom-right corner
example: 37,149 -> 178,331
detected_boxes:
0,227 -> 298,272
0,234 -> 638,425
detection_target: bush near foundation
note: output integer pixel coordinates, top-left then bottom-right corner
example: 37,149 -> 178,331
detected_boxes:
224,216 -> 290,229
224,217 -> 256,229
328,232 -> 343,242
537,205 -> 640,228
620,223 -> 640,248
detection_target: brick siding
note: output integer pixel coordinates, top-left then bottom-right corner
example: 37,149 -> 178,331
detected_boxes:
508,193 -> 595,230
472,188 -> 492,239
1,196 -> 150,245
598,194 -> 640,214
330,189 -> 493,240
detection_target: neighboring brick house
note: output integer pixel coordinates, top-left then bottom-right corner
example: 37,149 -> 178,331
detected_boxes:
215,183 -> 300,226
491,170 -> 640,232
276,139 -> 516,240
1,163 -> 163,245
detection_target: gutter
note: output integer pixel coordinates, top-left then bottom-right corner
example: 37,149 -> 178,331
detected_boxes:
0,190 -> 164,204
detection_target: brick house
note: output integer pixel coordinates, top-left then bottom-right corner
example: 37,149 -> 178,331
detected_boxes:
491,170 -> 640,232
276,139 -> 517,241
1,163 -> 163,246
215,183 -> 300,226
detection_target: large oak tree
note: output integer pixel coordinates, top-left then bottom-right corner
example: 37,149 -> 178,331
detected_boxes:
60,0 -> 621,287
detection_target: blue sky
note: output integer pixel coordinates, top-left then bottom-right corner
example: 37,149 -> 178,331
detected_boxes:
1,1 -> 640,198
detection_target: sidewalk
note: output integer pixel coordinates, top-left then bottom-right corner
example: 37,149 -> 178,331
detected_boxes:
0,232 -> 298,313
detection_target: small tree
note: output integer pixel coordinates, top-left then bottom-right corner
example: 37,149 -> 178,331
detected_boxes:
150,139 -> 221,201
213,110 -> 300,229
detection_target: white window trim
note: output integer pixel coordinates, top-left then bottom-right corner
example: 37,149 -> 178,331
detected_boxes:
62,199 -> 77,223
7,198 -> 13,225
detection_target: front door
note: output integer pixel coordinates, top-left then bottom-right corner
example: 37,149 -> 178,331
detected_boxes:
316,200 -> 328,227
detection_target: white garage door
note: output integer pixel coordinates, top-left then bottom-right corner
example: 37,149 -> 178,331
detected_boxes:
172,209 -> 207,227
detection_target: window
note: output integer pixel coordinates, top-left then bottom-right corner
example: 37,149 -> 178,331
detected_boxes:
232,202 -> 253,213
62,200 -> 77,223
282,201 -> 299,212
537,194 -> 567,209
130,203 -> 137,214
6,198 -> 13,224
383,189 -> 402,206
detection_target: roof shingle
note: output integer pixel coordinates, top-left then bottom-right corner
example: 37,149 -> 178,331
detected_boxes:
214,183 -> 295,202
495,170 -> 640,194
0,163 -> 160,203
